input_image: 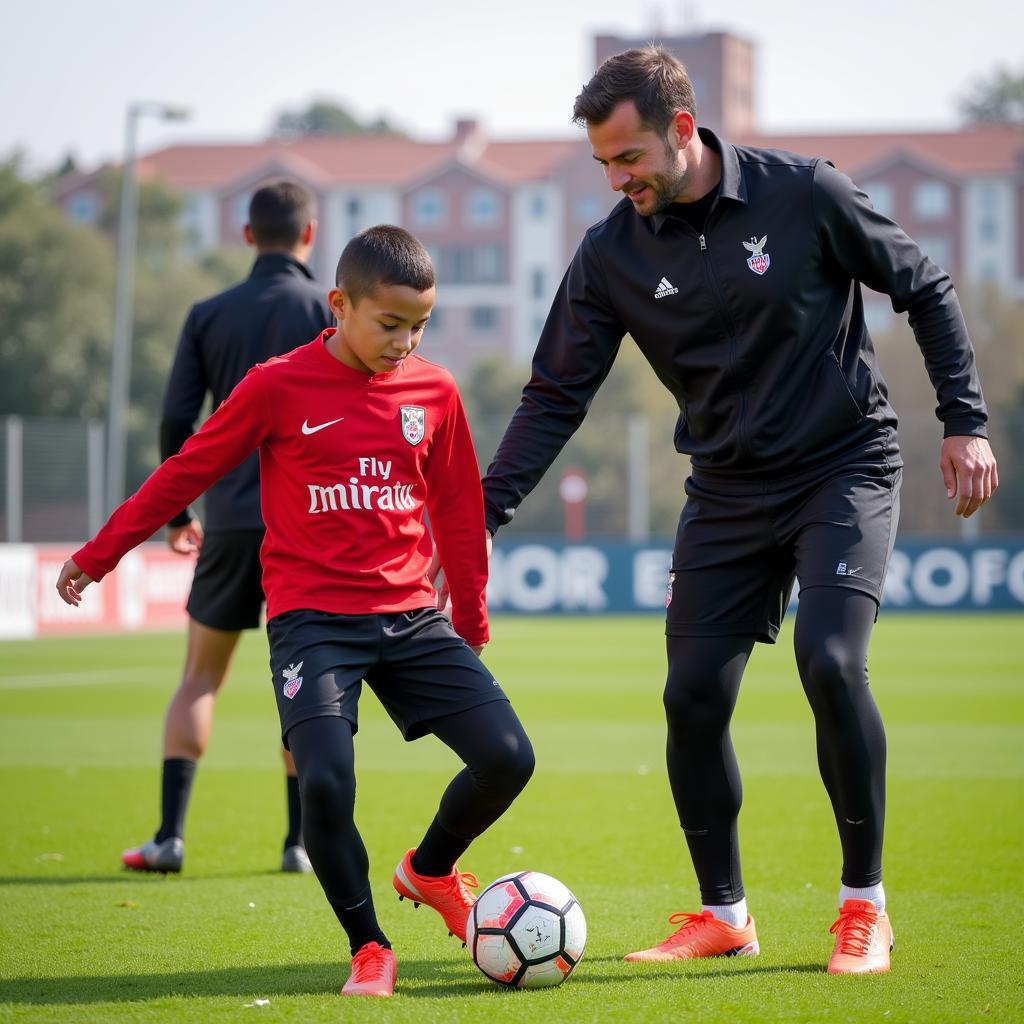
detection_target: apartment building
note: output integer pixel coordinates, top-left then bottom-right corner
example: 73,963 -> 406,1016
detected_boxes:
52,31 -> 1024,373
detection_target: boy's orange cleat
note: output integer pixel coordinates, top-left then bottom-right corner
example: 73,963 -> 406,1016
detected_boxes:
828,898 -> 893,974
340,942 -> 396,997
624,910 -> 760,962
392,848 -> 478,942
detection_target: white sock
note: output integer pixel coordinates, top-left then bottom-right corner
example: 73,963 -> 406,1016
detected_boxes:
839,883 -> 885,914
703,899 -> 748,928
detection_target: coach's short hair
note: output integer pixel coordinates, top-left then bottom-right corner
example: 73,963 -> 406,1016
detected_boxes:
248,180 -> 314,249
572,45 -> 697,134
335,225 -> 435,303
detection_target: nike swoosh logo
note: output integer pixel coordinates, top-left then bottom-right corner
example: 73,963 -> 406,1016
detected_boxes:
301,417 -> 345,435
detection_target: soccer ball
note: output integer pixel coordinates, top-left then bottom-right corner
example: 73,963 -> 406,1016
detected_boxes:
466,871 -> 586,989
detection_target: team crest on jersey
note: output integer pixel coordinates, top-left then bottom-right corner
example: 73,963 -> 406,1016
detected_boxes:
742,235 -> 771,275
282,662 -> 303,700
401,405 -> 425,446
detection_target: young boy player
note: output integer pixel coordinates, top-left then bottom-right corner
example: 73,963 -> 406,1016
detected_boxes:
56,226 -> 535,998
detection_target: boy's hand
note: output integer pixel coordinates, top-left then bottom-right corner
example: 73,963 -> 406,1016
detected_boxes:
167,519 -> 203,555
55,559 -> 93,606
432,532 -> 493,613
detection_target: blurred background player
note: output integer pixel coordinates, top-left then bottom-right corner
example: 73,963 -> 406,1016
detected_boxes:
121,180 -> 333,875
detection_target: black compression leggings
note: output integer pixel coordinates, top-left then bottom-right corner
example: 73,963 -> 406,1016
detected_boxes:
665,588 -> 885,904
287,700 -> 535,921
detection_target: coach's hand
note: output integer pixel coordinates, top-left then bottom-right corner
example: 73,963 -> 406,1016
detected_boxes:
940,435 -> 998,518
167,519 -> 203,555
55,559 -> 93,606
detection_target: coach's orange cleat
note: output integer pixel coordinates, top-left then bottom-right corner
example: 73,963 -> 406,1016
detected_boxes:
828,898 -> 893,974
340,942 -> 396,997
624,910 -> 760,962
393,848 -> 478,942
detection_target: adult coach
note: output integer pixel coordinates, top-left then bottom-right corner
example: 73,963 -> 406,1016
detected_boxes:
121,181 -> 333,875
481,48 -> 997,973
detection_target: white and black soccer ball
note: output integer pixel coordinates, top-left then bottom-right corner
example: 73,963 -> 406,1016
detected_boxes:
466,871 -> 586,989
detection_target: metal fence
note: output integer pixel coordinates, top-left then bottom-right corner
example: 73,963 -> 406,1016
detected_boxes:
0,416 -> 104,542
1,410 -> 1020,544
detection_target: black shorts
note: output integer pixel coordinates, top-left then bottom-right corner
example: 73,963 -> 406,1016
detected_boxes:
186,529 -> 265,632
266,607 -> 508,746
666,460 -> 901,644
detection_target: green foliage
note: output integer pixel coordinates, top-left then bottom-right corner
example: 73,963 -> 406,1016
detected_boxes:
0,615 -> 1021,1021
0,158 -> 253,495
462,342 -> 688,537
0,158 -> 115,421
272,99 -> 402,138
959,65 -> 1024,124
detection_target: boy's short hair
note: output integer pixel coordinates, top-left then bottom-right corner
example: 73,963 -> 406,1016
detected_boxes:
336,225 -> 435,303
248,181 -> 314,249
572,45 -> 697,135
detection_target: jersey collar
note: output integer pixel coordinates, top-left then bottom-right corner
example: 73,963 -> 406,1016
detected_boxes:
650,127 -> 746,235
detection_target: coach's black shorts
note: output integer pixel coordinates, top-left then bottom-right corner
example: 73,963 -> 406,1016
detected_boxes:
266,607 -> 508,746
186,529 -> 265,632
666,459 -> 901,644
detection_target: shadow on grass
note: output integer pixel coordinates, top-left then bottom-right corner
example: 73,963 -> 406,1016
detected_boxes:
0,956 -> 825,1004
0,872 -> 280,887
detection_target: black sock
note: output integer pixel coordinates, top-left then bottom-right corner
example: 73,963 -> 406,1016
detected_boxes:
411,815 -> 470,877
155,758 -> 197,843
332,888 -> 390,956
284,774 -> 302,850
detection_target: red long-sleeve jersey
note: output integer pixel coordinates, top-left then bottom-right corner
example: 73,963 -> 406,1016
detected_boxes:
74,331 -> 489,646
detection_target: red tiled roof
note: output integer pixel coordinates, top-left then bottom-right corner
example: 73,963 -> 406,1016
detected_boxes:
68,125 -> 1024,197
738,126 -> 1024,178
132,137 -> 454,189
129,135 -> 584,191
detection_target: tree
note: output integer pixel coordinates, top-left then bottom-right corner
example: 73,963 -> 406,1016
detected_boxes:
958,67 -> 1024,125
0,159 -> 249,502
272,99 -> 401,137
0,157 -> 115,423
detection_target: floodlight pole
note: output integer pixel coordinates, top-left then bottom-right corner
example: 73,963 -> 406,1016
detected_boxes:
105,101 -> 190,515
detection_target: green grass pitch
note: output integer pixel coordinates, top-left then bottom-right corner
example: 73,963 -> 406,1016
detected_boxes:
1,614 -> 1021,1023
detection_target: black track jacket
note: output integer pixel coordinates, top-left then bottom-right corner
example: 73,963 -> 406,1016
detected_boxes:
160,252 -> 332,531
483,128 -> 988,535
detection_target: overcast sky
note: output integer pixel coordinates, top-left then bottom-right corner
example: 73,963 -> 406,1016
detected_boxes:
5,0 -> 1023,171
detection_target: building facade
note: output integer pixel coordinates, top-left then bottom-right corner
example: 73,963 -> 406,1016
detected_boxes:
52,32 -> 1024,375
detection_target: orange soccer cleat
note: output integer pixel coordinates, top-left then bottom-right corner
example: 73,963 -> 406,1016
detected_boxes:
624,910 -> 760,962
392,848 -> 479,942
828,898 -> 893,974
340,942 -> 396,997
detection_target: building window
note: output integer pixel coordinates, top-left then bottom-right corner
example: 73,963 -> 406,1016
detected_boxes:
574,195 -> 602,225
917,234 -> 951,270
978,183 -> 999,213
475,245 -> 503,281
412,188 -> 447,228
470,306 -> 497,330
530,194 -> 546,218
531,268 -> 545,299
466,188 -> 500,227
862,181 -> 894,218
912,181 -> 950,220
448,246 -> 471,282
68,191 -> 99,223
979,218 -> 998,243
980,261 -> 999,282
234,193 -> 249,228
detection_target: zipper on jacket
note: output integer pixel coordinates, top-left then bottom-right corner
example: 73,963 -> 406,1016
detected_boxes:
697,233 -> 750,459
